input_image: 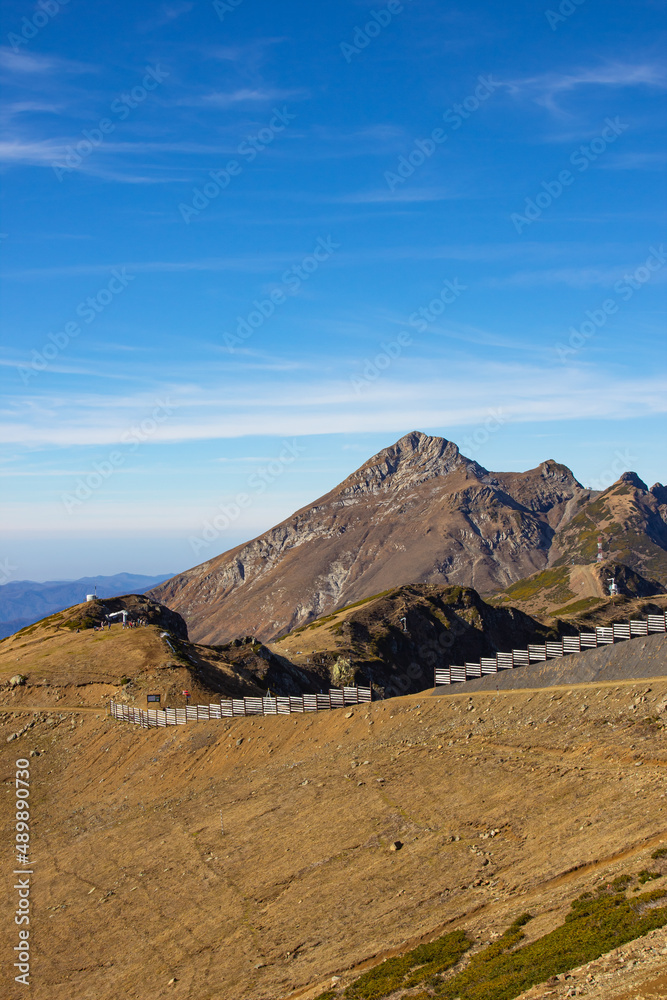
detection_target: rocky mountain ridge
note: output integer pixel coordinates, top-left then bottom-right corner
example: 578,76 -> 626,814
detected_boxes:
151,432 -> 667,644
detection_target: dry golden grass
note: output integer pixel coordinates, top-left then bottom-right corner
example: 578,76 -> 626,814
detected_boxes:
1,672 -> 666,1000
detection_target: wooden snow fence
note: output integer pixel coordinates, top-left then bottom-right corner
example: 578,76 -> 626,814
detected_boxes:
109,685 -> 372,729
434,612 -> 667,687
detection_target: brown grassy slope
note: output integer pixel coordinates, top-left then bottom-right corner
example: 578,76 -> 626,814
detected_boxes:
489,560 -> 665,619
0,599 -> 267,708
1,671 -> 666,1000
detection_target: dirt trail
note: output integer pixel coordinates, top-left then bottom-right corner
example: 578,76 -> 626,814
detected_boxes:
570,563 -> 605,599
0,705 -> 104,713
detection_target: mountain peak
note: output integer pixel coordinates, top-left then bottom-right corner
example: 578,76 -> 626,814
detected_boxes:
540,459 -> 580,483
152,436 -> 667,644
339,431 -> 484,496
619,471 -> 648,491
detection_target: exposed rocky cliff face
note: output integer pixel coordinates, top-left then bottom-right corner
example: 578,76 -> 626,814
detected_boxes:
154,431 -> 649,643
267,583 -> 576,699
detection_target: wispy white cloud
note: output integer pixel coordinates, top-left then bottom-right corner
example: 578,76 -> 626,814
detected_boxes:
487,261 -> 667,289
179,88 -> 306,107
138,2 -> 194,29
0,136 -> 244,168
0,139 -> 65,165
1,100 -> 64,120
3,367 -> 666,447
1,241 -> 644,281
201,38 -> 288,66
337,186 -> 459,204
507,61 -> 667,115
0,48 -> 95,76
599,151 -> 667,170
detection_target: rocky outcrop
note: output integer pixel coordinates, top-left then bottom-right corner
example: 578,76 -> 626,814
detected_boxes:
61,594 -> 189,640
278,583 -> 576,699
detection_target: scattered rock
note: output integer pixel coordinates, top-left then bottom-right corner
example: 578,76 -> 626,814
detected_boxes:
389,841 -> 403,852
236,739 -> 243,746
9,674 -> 26,687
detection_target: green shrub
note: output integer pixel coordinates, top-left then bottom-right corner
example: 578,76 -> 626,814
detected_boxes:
637,870 -> 661,884
342,930 -> 469,1000
325,877 -> 667,1000
429,884 -> 667,1000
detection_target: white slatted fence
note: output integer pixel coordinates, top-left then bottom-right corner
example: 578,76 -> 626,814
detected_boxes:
110,686 -> 372,729
434,612 -> 666,688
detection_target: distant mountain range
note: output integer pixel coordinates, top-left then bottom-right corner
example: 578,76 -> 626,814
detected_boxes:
151,431 -> 667,644
0,573 -> 174,639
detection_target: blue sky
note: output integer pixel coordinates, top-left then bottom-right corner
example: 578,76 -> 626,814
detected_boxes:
1,0 -> 666,581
